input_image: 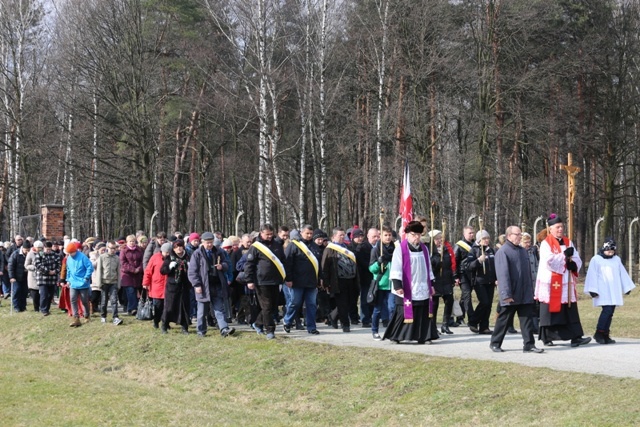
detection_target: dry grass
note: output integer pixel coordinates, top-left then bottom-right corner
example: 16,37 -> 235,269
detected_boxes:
1,290 -> 640,426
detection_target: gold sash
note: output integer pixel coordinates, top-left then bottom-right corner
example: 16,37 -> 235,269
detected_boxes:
251,242 -> 286,280
291,240 -> 319,278
326,242 -> 356,264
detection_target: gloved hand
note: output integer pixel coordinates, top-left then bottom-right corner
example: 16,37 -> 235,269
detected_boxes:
378,256 -> 386,265
563,247 -> 574,257
626,291 -> 631,295
169,261 -> 177,270
567,261 -> 578,272
589,292 -> 599,298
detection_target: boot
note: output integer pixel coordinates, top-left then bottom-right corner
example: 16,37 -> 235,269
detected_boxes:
593,330 -> 606,344
440,324 -> 453,335
69,317 -> 81,327
604,331 -> 616,344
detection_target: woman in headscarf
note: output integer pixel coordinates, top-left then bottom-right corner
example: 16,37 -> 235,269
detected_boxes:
160,239 -> 191,334
383,221 -> 437,344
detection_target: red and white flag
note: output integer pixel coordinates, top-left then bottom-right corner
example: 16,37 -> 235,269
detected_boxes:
399,160 -> 413,240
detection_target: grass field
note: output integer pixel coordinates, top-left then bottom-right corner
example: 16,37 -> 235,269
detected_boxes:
1,284 -> 640,426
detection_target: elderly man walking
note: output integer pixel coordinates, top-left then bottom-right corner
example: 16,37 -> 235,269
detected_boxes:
489,226 -> 543,353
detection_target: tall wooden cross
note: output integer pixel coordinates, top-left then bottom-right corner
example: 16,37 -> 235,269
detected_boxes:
560,153 -> 581,240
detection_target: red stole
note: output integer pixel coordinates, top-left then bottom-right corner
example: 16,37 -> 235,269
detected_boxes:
545,234 -> 572,313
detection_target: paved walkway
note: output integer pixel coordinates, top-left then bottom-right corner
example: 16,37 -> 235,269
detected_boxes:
287,323 -> 640,379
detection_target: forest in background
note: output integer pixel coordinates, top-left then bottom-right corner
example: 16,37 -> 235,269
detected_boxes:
0,0 -> 639,263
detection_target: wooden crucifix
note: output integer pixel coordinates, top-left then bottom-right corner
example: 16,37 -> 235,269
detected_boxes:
560,153 -> 581,240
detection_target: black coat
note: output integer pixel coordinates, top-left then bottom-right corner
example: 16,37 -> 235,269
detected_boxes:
285,239 -> 320,288
161,251 -> 190,324
244,237 -> 285,286
351,241 -> 373,285
430,247 -> 455,296
453,238 -> 474,285
495,240 -> 534,306
464,244 -> 497,286
8,250 -> 27,282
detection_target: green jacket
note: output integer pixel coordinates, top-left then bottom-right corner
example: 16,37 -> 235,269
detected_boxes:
369,259 -> 391,291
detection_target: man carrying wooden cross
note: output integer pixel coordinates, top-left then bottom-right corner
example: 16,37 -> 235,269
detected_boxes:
534,213 -> 591,347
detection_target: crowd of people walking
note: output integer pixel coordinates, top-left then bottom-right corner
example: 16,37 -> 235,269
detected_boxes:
0,213 -> 634,350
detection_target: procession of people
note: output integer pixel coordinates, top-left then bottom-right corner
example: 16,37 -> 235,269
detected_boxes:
0,213 -> 633,352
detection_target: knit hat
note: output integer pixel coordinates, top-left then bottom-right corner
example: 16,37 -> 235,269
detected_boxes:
160,242 -> 173,253
201,232 -> 215,241
313,229 -> 326,241
602,237 -> 616,252
404,221 -> 424,235
137,235 -> 148,244
428,230 -> 442,239
22,240 -> 32,249
351,228 -> 365,238
65,242 -> 77,254
475,230 -> 490,244
547,213 -> 563,227
45,241 -> 53,248
33,240 -> 44,248
221,239 -> 233,248
189,232 -> 200,242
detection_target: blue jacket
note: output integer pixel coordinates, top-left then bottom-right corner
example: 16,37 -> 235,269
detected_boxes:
66,252 -> 94,290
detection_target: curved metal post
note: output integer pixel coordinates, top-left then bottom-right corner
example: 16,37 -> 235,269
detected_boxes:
235,211 -> 244,237
149,211 -> 158,240
629,217 -> 639,282
594,216 -> 604,258
533,216 -> 544,240
395,215 -> 402,235
467,214 -> 477,227
319,215 -> 327,231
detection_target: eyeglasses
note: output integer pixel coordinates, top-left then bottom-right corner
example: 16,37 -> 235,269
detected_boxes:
408,232 -> 420,237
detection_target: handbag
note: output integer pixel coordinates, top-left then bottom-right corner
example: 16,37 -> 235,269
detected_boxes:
366,272 -> 383,304
452,299 -> 463,318
136,289 -> 154,321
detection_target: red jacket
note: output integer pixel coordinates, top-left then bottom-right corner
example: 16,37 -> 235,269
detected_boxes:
143,252 -> 166,299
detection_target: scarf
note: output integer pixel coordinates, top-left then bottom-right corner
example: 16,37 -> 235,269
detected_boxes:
400,239 -> 433,323
443,241 -> 456,274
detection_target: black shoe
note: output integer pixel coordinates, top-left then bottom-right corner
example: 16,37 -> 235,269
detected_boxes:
153,322 -> 159,329
330,318 -> 339,329
469,325 -> 479,333
490,345 -> 504,353
544,340 -> 555,347
308,329 -> 320,335
221,327 -> 235,337
593,330 -> 606,344
282,323 -> 292,333
440,325 -> 453,335
570,337 -> 592,347
523,346 -> 544,353
480,329 -> 493,335
161,328 -> 168,334
456,317 -> 466,326
181,328 -> 189,335
382,320 -> 389,328
507,327 -> 518,334
604,332 -> 616,344
362,322 -> 372,328
342,326 -> 351,333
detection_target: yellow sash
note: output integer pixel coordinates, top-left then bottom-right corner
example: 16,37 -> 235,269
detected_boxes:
456,240 -> 471,252
252,242 -> 286,280
326,242 -> 356,264
291,240 -> 319,278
